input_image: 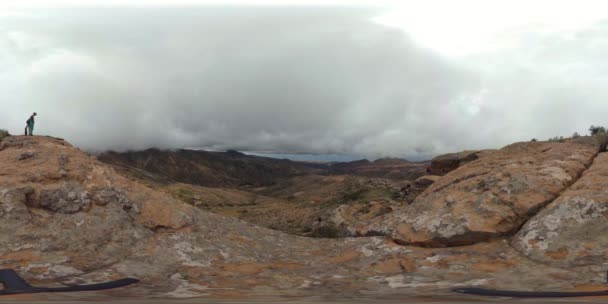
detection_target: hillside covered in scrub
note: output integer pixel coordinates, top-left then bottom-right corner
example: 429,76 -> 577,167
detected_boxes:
97,148 -> 429,237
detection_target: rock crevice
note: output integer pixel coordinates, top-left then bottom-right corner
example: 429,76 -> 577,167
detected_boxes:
359,141 -> 600,247
512,151 -> 608,268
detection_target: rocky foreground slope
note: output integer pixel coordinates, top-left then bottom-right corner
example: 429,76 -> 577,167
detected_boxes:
360,139 -> 601,246
1,136 -> 608,300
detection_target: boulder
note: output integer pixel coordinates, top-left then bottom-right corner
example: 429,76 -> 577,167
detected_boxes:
512,152 -> 608,267
414,175 -> 441,187
361,141 -> 598,247
312,201 -> 396,237
426,150 -> 490,176
39,182 -> 91,214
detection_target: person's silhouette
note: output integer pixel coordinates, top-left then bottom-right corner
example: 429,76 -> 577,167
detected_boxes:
25,112 -> 37,136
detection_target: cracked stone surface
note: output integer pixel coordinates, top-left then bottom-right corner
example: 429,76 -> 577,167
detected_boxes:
358,141 -> 599,247
512,152 -> 608,268
1,136 -> 607,302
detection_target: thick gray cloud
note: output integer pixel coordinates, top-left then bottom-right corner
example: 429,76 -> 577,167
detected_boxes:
1,6 -> 607,159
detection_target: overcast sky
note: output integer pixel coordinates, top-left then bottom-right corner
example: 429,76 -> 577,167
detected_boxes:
2,1 -> 608,159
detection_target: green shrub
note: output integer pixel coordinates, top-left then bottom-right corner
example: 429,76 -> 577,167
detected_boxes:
596,133 -> 608,152
548,136 -> 565,143
0,129 -> 9,142
342,189 -> 366,202
589,125 -> 606,135
588,125 -> 608,152
572,132 -> 580,138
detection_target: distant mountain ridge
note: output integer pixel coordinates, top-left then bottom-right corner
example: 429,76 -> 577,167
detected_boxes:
328,157 -> 428,180
98,148 -> 429,188
98,148 -> 324,188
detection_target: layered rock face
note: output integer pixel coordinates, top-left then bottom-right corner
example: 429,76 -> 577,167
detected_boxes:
512,152 -> 608,268
0,136 -> 195,277
361,141 -> 599,247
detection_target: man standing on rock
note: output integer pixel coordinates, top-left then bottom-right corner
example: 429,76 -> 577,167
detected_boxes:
25,112 -> 37,136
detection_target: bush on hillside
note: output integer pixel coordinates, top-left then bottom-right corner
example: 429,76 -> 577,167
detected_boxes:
596,133 -> 608,152
572,132 -> 580,138
548,136 -> 565,143
589,125 -> 606,135
588,125 -> 608,152
0,129 -> 9,142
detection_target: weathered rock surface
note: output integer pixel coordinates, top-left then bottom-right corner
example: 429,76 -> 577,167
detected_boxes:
427,150 -> 492,176
311,200 -> 398,238
38,182 -> 92,213
1,136 -> 606,301
360,141 -> 598,247
512,152 -> 608,268
414,175 -> 441,187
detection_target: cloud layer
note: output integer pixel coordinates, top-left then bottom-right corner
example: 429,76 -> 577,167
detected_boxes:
1,6 -> 608,159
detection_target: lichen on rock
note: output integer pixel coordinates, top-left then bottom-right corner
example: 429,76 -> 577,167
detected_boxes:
512,152 -> 608,267
1,136 -> 606,300
39,182 -> 91,214
361,141 -> 599,247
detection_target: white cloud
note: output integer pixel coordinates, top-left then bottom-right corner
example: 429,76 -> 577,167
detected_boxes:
1,5 -> 608,160
0,0 -> 390,8
375,0 -> 608,56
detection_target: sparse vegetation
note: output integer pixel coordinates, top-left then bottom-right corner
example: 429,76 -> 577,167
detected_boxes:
311,225 -> 341,238
589,125 -> 606,135
531,138 -> 537,142
342,189 -> 366,202
589,125 -> 608,152
391,190 -> 403,200
572,132 -> 580,138
597,134 -> 608,152
548,136 -> 565,143
0,129 -> 9,142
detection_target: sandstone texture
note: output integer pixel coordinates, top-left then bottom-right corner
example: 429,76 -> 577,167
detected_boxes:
512,152 -> 608,268
1,136 -> 607,301
361,141 -> 599,247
